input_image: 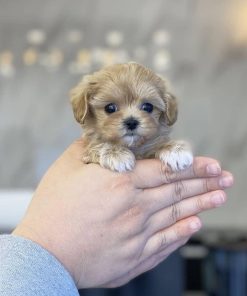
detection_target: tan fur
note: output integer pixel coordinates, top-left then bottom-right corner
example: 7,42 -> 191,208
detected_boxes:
70,62 -> 192,172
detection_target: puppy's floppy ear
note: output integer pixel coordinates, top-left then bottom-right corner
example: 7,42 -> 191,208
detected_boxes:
164,92 -> 178,126
156,75 -> 178,126
70,76 -> 94,124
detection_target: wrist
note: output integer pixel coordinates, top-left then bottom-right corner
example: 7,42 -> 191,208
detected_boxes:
13,222 -> 78,286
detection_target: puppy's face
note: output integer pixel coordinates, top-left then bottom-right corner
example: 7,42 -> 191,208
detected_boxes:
70,63 -> 177,148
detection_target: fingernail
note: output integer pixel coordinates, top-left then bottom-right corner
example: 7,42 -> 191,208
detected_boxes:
219,175 -> 234,188
190,219 -> 202,231
207,163 -> 221,175
211,192 -> 226,206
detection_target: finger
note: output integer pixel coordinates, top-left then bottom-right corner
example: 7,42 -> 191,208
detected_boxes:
146,190 -> 226,235
130,157 -> 222,189
104,236 -> 189,288
103,216 -> 201,288
64,138 -> 85,160
129,235 -> 189,282
141,216 -> 201,261
143,171 -> 233,214
137,235 -> 189,275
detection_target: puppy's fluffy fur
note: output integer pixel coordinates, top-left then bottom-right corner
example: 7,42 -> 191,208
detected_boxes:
70,62 -> 193,172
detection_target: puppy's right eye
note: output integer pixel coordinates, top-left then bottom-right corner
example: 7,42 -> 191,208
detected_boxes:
105,103 -> 118,114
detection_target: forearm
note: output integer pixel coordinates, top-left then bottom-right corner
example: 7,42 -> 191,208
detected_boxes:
0,235 -> 79,296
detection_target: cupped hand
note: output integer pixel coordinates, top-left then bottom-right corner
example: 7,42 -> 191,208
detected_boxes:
13,139 -> 233,289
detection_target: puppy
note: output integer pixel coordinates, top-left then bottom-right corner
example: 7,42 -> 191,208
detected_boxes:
70,62 -> 193,172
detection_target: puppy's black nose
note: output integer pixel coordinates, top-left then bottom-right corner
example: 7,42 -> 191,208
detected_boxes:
124,117 -> 139,131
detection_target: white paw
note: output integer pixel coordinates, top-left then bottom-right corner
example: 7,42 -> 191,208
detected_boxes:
99,145 -> 136,172
159,141 -> 193,172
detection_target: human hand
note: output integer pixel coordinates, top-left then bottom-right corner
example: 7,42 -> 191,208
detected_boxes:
13,139 -> 233,289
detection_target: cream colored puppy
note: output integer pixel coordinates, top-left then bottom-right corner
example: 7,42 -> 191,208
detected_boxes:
70,62 -> 193,172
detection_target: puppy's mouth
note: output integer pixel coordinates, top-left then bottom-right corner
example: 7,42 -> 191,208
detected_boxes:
122,132 -> 144,147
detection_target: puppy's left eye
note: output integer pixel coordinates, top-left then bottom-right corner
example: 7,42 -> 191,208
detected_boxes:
141,103 -> 153,113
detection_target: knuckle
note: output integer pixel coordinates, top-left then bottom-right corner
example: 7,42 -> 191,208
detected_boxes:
173,181 -> 185,202
123,206 -> 146,235
150,257 -> 159,270
158,231 -> 168,249
202,178 -> 210,192
172,225 -> 180,241
118,173 -> 133,189
128,239 -> 141,258
191,157 -> 205,177
160,162 -> 178,184
110,174 -> 129,194
157,251 -> 169,263
112,174 -> 140,202
126,205 -> 143,221
121,238 -> 142,262
191,160 -> 198,177
170,203 -> 181,223
196,196 -> 205,211
145,256 -> 160,273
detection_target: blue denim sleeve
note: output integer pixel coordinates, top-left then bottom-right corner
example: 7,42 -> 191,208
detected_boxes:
0,235 -> 79,296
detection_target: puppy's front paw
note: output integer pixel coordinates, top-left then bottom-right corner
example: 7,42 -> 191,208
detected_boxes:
99,144 -> 136,172
157,141 -> 193,172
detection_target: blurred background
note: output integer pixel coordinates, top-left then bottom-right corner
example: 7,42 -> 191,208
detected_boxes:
0,0 -> 247,295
